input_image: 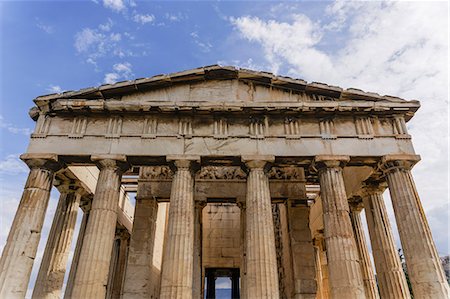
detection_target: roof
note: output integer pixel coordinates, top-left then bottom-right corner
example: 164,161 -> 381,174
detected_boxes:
34,65 -> 418,104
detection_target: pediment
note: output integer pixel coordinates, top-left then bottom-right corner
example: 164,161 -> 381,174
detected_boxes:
34,65 -> 418,107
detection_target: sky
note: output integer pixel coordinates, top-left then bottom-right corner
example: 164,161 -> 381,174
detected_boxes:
0,0 -> 448,296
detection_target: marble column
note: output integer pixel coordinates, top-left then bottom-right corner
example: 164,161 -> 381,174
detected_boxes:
70,155 -> 129,298
349,202 -> 379,299
32,185 -> 82,299
64,202 -> 91,299
107,230 -> 129,299
381,155 -> 449,299
237,200 -> 247,299
0,153 -> 62,299
316,237 -> 330,299
193,201 -> 206,299
159,156 -> 199,299
313,244 -> 324,299
242,156 -> 280,298
313,156 -> 365,298
362,182 -> 411,299
122,167 -> 159,299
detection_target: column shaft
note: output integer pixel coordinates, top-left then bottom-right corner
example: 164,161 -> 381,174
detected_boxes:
193,203 -> 205,299
122,169 -> 159,299
32,191 -> 81,299
383,158 -> 449,298
70,157 -> 127,298
315,157 -> 365,298
349,206 -> 379,299
0,155 -> 60,299
363,188 -> 411,299
64,209 -> 89,299
159,159 -> 196,299
244,159 -> 280,298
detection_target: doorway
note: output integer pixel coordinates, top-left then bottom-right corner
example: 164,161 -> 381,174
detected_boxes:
204,268 -> 240,299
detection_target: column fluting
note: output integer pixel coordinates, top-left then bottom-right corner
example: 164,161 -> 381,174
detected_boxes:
362,182 -> 411,299
159,158 -> 198,299
63,203 -> 90,299
314,156 -> 365,298
32,186 -> 82,299
0,154 -> 62,299
70,155 -> 129,298
349,202 -> 379,299
122,166 -> 159,299
243,157 -> 280,298
381,155 -> 449,299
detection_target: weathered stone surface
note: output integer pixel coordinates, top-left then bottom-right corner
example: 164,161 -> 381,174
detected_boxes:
314,156 -> 365,299
32,189 -> 81,299
243,157 -> 280,298
349,203 -> 379,299
362,183 -> 411,299
0,155 -> 61,299
70,157 -> 129,298
381,156 -> 450,299
159,159 -> 197,299
64,207 -> 90,299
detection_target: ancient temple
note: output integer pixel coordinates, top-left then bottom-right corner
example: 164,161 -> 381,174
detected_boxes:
0,65 -> 448,299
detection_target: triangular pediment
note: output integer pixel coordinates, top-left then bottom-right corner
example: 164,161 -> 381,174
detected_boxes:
34,65 -> 417,105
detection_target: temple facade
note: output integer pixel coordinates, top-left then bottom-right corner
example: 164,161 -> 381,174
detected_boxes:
0,65 -> 448,299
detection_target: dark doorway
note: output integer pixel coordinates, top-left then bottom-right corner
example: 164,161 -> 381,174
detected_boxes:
205,268 -> 240,299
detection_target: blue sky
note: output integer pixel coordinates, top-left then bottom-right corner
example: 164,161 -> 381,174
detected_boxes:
0,0 -> 449,296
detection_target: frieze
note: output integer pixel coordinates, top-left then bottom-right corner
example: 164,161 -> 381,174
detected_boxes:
196,166 -> 247,180
140,166 -> 174,180
267,166 -> 305,180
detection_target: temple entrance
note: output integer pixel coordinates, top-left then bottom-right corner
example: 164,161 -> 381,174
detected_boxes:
205,268 -> 240,299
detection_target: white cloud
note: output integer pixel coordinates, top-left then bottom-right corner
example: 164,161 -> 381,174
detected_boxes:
74,23 -> 128,65
36,18 -> 54,34
47,85 -> 63,93
133,14 -> 155,25
190,31 -> 212,53
98,18 -> 113,32
0,155 -> 28,175
104,62 -> 133,84
231,1 -> 449,252
103,0 -> 125,12
164,12 -> 187,22
0,115 -> 32,136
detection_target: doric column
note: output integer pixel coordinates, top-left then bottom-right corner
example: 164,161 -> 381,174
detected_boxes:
349,201 -> 379,299
315,237 -> 330,299
362,181 -> 411,299
32,183 -> 83,299
70,155 -> 129,298
0,153 -> 62,299
287,202 -> 317,299
122,167 -> 159,299
64,201 -> 91,299
106,229 -> 129,299
159,156 -> 199,299
193,201 -> 206,299
381,155 -> 449,299
313,156 -> 365,298
313,244 -> 324,299
237,199 -> 247,299
242,156 -> 279,298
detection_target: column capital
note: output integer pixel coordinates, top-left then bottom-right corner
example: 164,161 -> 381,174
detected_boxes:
361,180 -> 387,196
242,155 -> 275,170
166,155 -> 200,172
54,179 -> 88,197
20,153 -> 63,172
348,197 -> 364,212
379,155 -> 420,174
312,155 -> 350,171
91,154 -> 130,172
